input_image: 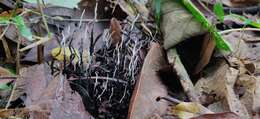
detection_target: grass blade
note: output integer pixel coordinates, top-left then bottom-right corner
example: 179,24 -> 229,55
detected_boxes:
213,2 -> 225,22
155,0 -> 161,26
181,0 -> 231,51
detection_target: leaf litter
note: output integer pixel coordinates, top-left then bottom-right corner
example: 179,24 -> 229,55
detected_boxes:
0,0 -> 260,119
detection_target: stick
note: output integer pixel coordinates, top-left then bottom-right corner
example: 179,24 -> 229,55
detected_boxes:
167,48 -> 200,102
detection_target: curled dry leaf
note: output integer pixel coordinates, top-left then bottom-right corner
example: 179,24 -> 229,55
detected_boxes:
128,43 -> 170,119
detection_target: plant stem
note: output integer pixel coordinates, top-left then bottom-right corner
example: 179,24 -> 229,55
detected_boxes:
181,0 -> 231,51
37,0 -> 50,38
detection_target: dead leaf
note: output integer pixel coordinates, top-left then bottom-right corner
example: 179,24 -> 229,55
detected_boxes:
195,61 -> 250,119
236,74 -> 256,116
194,34 -> 216,75
222,31 -> 260,60
13,63 -> 93,119
0,108 -> 30,118
253,76 -> 260,112
160,0 -> 205,49
110,18 -> 122,46
128,43 -> 170,119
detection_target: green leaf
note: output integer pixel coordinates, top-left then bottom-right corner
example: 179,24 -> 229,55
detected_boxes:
213,2 -> 225,22
12,16 -> 34,41
181,0 -> 231,51
155,0 -> 161,26
24,0 -> 81,9
228,14 -> 260,28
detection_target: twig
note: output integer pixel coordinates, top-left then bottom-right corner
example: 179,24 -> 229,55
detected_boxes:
224,5 -> 260,14
36,0 -> 50,38
219,28 -> 260,35
0,77 -> 17,79
0,25 -> 9,39
5,35 -> 21,109
19,36 -> 49,52
167,48 -> 200,102
94,0 -> 98,22
156,96 -> 182,104
0,25 -> 13,62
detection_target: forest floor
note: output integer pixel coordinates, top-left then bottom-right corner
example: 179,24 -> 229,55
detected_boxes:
0,0 -> 260,119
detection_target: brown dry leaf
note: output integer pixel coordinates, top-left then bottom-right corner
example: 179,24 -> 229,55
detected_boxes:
222,31 -> 260,60
194,34 -> 216,75
253,76 -> 260,112
236,74 -> 256,116
13,63 -> 53,102
0,108 -> 30,118
191,112 -> 239,119
195,61 -> 250,119
128,43 -> 170,119
12,63 -> 93,119
110,18 -> 122,46
160,0 -> 205,49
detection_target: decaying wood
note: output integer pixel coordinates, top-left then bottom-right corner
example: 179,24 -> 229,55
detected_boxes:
167,48 -> 200,102
128,43 -> 169,119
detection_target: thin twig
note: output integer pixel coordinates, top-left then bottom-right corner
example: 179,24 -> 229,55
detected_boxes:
19,36 -> 49,52
37,0 -> 50,38
0,25 -> 9,39
5,35 -> 21,109
156,96 -> 182,104
219,28 -> 260,35
0,25 -> 13,61
94,0 -> 98,22
0,77 -> 17,79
